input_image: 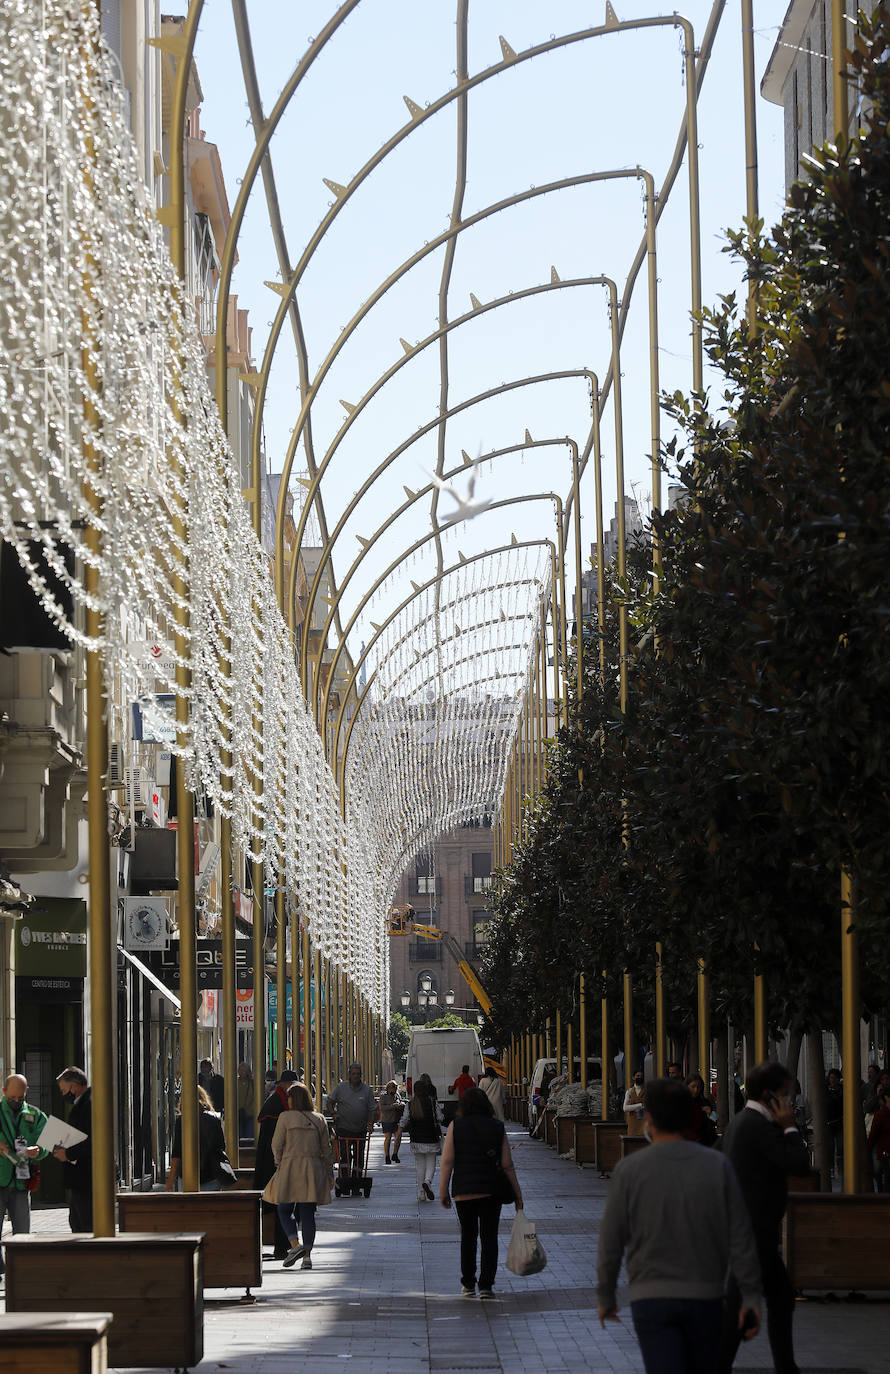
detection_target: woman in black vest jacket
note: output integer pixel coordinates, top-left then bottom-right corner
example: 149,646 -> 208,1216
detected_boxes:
398,1079 -> 444,1202
439,1087 -> 523,1298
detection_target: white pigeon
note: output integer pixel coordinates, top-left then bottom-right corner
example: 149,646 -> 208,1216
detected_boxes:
424,465 -> 493,524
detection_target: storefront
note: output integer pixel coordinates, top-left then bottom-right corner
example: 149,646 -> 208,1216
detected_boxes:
14,895 -> 86,1202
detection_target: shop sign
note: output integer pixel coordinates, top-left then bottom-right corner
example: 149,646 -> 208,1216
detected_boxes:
235,989 -> 253,1027
267,983 -> 293,1020
144,938 -> 253,990
16,975 -> 84,1004
15,897 -> 87,978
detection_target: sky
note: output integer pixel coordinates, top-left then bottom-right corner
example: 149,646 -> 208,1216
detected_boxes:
192,1 -> 789,680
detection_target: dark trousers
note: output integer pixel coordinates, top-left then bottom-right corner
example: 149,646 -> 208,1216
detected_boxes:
276,1201 -> 317,1251
631,1297 -> 723,1374
455,1196 -> 501,1290
721,1240 -> 797,1374
336,1131 -> 367,1178
68,1188 -> 93,1234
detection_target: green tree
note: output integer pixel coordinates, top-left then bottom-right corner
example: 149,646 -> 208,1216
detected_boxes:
387,1011 -> 411,1064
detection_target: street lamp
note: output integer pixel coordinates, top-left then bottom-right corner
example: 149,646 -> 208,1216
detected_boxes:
419,972 -> 432,995
400,990 -> 411,1009
427,991 -> 438,1007
445,989 -> 455,1007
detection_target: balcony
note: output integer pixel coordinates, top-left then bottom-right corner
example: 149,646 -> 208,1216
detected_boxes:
463,875 -> 492,898
408,941 -> 443,963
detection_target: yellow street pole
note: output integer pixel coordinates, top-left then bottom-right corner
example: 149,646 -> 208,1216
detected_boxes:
601,975 -> 609,1122
567,1022 -> 574,1084
314,944 -> 322,1109
623,973 -> 634,1088
655,943 -> 665,1077
697,959 -> 710,1084
164,2 -> 203,1193
80,1 -> 114,1232
276,890 -> 287,1077
555,1010 -> 562,1076
579,975 -> 588,1090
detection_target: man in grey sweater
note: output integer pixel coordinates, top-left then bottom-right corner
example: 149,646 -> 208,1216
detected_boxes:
596,1078 -> 761,1373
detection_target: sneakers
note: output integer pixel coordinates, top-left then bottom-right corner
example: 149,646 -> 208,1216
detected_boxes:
460,1285 -> 475,1297
422,1181 -> 434,1200
417,1192 -> 427,1203
478,1288 -> 495,1300
282,1244 -> 306,1269
301,1256 -> 312,1270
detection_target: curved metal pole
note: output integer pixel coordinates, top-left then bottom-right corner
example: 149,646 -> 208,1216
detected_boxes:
319,493 -> 563,750
334,538 -> 555,800
309,441 -> 568,722
284,169 -> 654,624
297,367 -> 596,688
222,17 -> 697,590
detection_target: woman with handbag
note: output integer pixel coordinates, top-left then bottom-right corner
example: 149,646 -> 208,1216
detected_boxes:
165,1086 -> 226,1191
264,1082 -> 335,1270
439,1086 -> 522,1298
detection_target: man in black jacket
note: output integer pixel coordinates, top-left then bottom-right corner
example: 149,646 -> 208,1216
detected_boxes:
719,1061 -> 811,1374
53,1067 -> 92,1233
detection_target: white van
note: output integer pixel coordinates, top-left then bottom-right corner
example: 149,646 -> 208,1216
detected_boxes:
527,1056 -> 602,1131
406,1026 -> 486,1121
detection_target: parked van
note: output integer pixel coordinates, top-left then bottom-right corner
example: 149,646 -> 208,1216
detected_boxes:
527,1056 -> 602,1132
406,1026 -> 486,1121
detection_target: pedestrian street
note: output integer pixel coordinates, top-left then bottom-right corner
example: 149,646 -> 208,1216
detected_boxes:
4,1123 -> 885,1374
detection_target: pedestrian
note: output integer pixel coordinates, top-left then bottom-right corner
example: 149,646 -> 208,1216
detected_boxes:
399,1078 -> 443,1202
684,1073 -> 718,1147
198,1058 -> 225,1114
439,1085 -> 522,1298
53,1067 -> 92,1233
666,1061 -> 683,1080
0,1073 -> 49,1276
623,1069 -> 646,1136
479,1065 -> 506,1121
377,1080 -> 403,1163
164,1085 -> 227,1191
825,1068 -> 844,1179
254,1068 -> 300,1259
448,1065 -> 476,1099
597,1078 -> 761,1374
866,1084 -> 890,1193
718,1061 -> 811,1374
237,1062 -> 254,1142
265,1081 -> 335,1271
327,1063 -> 377,1190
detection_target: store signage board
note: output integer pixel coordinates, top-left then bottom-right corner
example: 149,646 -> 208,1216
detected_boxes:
144,938 -> 253,989
15,898 -> 87,978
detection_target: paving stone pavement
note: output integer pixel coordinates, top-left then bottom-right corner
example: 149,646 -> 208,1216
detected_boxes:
3,1124 -> 888,1372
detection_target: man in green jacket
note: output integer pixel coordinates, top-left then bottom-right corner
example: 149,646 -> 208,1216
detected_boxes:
0,1073 -> 49,1275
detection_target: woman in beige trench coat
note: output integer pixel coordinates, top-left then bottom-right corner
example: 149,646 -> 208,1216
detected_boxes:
266,1082 -> 335,1270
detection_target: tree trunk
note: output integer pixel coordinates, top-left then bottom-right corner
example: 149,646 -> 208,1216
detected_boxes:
807,1029 -> 829,1190
785,1020 -> 804,1082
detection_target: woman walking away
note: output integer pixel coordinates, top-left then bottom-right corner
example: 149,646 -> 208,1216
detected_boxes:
399,1079 -> 443,1202
165,1086 -> 226,1191
266,1082 -> 335,1271
439,1086 -> 523,1299
479,1065 -> 506,1120
378,1080 -> 403,1164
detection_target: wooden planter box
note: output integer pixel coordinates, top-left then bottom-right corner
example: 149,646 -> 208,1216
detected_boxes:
542,1109 -> 557,1146
573,1119 -> 624,1173
118,1190 -> 262,1297
5,1234 -> 203,1370
0,1312 -> 112,1373
556,1115 -> 590,1158
620,1134 -> 649,1159
238,1144 -> 256,1171
783,1194 -> 890,1290
787,1169 -> 821,1192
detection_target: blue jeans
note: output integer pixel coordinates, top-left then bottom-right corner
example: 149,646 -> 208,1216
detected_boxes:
631,1297 -> 724,1374
276,1201 -> 317,1252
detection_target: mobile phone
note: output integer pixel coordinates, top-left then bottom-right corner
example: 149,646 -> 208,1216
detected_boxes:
763,1091 -> 780,1111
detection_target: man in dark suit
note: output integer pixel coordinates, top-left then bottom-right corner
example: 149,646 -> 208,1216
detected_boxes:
53,1066 -> 92,1233
719,1061 -> 811,1374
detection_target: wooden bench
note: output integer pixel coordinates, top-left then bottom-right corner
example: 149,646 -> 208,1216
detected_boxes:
5,1233 -> 203,1370
619,1133 -> 649,1159
574,1119 -> 624,1173
787,1169 -> 820,1192
783,1193 -> 890,1291
0,1312 -> 112,1373
118,1190 -> 262,1299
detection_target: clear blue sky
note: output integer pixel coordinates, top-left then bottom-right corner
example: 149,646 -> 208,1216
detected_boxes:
194,2 -> 788,667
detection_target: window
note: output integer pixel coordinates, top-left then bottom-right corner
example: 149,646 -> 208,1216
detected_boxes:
470,852 -> 492,892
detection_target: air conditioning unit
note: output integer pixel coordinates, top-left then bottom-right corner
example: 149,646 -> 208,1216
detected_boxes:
124,767 -> 152,810
108,742 -> 125,786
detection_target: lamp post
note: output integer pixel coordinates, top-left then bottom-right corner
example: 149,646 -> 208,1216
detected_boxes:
400,990 -> 411,1010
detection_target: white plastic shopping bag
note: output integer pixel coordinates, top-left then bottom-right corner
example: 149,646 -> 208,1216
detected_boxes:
505,1208 -> 547,1276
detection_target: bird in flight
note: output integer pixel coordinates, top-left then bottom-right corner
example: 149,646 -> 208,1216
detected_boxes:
425,464 -> 493,525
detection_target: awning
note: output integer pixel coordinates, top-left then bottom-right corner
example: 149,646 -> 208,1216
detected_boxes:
119,944 -> 181,1010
